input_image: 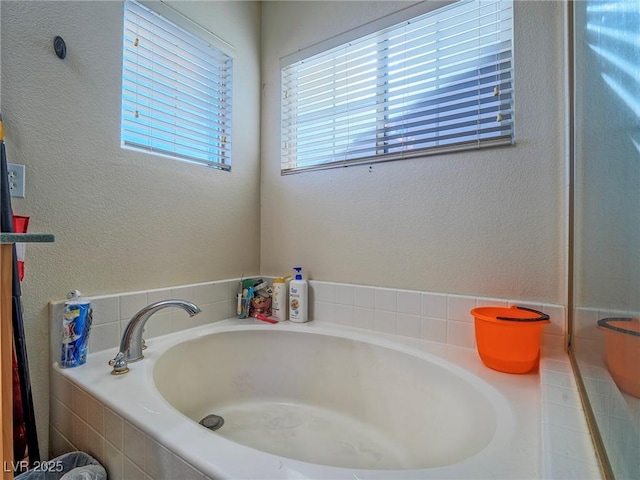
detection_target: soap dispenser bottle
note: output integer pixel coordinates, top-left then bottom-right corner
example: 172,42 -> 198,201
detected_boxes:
289,267 -> 308,323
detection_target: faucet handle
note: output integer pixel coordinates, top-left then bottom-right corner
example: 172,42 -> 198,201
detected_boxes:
109,352 -> 130,375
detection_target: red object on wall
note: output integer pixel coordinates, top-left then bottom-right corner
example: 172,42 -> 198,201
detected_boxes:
12,215 -> 29,280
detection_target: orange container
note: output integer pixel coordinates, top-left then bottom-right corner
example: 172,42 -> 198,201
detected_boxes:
597,317 -> 640,398
471,305 -> 550,374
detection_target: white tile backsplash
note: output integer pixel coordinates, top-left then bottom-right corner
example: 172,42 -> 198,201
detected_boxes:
51,351 -> 599,480
292,280 -> 566,351
420,316 -> 447,343
171,285 -> 195,303
334,284 -> 355,306
540,352 -> 601,479
446,319 -> 476,348
210,282 -> 229,303
447,294 -> 477,322
311,281 -> 335,303
87,395 -> 105,434
476,297 -> 509,308
147,288 -> 173,305
104,407 -> 124,449
86,426 -> 105,462
543,358 -> 574,376
43,393 -> 211,480
191,283 -> 215,304
123,457 -> 146,480
50,397 -> 72,439
145,437 -> 174,480
72,418 -> 88,453
373,309 -> 396,334
543,384 -> 582,409
354,285 -> 375,308
396,313 -> 421,338
124,421 -> 147,470
374,287 -> 397,312
119,292 -> 148,320
90,296 -> 120,325
144,310 -> 174,338
421,292 -> 447,318
50,276 -> 585,479
353,306 -> 375,330
334,303 -> 354,326
103,439 -> 124,479
571,306 -> 640,478
88,322 -> 120,355
313,301 -> 335,324
72,386 -> 88,422
50,279 -> 241,356
542,304 -> 567,336
397,290 -> 421,315
51,277 -> 568,360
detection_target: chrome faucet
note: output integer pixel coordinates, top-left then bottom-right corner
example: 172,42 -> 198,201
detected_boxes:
109,299 -> 201,375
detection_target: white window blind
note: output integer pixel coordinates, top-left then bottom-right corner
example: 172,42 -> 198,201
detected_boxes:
121,0 -> 233,170
281,0 -> 514,174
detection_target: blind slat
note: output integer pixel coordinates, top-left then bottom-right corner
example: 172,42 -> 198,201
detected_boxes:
121,0 -> 233,169
281,0 -> 514,173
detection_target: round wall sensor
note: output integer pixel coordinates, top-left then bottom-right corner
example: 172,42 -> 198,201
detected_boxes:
54,36 -> 66,59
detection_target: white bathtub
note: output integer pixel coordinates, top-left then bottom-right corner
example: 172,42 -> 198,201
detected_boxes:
52,319 -> 542,479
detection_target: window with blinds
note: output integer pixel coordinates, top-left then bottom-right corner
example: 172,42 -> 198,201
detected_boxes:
281,0 -> 514,174
121,0 -> 233,170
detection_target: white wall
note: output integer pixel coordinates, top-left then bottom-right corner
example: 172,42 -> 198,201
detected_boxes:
260,1 -> 567,303
1,0 -> 261,457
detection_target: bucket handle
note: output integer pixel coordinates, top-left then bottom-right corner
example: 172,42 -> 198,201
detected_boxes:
496,306 -> 550,322
597,317 -> 640,337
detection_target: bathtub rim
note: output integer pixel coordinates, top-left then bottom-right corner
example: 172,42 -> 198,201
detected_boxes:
52,318 -> 542,479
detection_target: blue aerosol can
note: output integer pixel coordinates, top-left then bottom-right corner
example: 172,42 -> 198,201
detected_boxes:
60,290 -> 93,368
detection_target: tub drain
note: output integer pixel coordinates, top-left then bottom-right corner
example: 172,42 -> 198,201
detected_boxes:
199,414 -> 224,431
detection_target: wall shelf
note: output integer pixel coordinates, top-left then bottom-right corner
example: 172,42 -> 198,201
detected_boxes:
1,233 -> 55,244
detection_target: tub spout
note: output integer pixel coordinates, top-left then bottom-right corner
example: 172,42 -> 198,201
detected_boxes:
109,299 -> 201,374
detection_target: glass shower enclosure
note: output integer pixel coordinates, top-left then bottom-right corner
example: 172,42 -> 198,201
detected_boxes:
570,1 -> 640,478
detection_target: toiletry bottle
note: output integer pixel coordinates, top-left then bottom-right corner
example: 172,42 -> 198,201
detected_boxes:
272,275 -> 291,322
60,290 -> 93,368
289,267 -> 308,323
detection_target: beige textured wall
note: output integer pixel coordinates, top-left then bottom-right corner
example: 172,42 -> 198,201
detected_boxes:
1,0 -> 261,457
260,1 -> 567,302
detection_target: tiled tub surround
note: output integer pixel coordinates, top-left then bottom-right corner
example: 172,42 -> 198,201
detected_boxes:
49,280 -> 244,360
48,278 -> 599,479
540,349 -> 601,478
49,279 -> 567,356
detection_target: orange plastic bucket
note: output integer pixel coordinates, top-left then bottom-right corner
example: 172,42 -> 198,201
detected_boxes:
597,317 -> 640,398
471,305 -> 550,374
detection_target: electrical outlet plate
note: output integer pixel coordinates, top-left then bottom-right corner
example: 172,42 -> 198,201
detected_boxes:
7,163 -> 25,198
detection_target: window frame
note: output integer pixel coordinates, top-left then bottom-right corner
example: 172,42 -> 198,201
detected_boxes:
121,0 -> 235,170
